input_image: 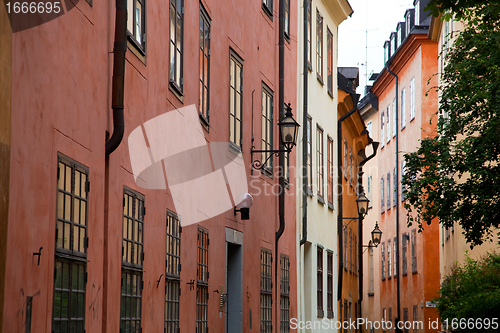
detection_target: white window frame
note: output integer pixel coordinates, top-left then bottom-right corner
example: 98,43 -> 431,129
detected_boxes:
410,77 -> 416,120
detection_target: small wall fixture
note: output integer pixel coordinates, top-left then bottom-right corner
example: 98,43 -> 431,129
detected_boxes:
234,193 -> 253,220
363,222 -> 383,248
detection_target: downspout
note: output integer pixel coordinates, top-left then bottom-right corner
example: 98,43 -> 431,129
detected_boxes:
105,0 -> 127,158
386,64 -> 400,322
337,92 -> 359,301
103,2 -> 126,332
275,0 -> 286,328
300,0 -> 308,246
357,139 -> 379,318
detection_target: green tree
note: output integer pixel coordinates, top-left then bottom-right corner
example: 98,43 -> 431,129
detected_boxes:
401,3 -> 500,247
434,253 -> 500,331
426,0 -> 500,20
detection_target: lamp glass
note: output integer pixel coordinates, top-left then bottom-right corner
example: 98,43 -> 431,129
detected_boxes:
278,106 -> 300,150
371,223 -> 382,246
356,193 -> 370,216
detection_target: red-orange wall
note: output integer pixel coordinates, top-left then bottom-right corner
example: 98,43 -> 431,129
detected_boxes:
2,0 -> 297,332
372,34 -> 440,332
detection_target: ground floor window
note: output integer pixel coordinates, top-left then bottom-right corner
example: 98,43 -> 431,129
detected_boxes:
120,270 -> 142,332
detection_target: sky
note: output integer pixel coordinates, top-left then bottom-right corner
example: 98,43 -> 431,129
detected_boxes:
338,0 -> 416,95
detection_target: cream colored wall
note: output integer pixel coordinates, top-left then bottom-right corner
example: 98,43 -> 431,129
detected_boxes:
296,0 -> 352,331
436,18 -> 499,283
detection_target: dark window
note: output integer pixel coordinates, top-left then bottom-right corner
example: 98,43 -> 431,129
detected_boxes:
381,176 -> 385,210
316,10 -> 323,79
316,126 -> 324,198
280,255 -> 290,333
284,0 -> 290,39
389,307 -> 392,328
261,249 -> 272,333
229,51 -> 243,149
307,116 -> 313,190
381,242 -> 386,280
393,168 -> 397,207
411,229 -> 417,273
349,229 -> 352,272
387,172 -> 391,210
127,0 -> 146,51
317,247 -> 323,317
165,211 -> 181,333
403,308 -> 409,333
170,0 -> 184,93
387,239 -> 391,278
326,251 -> 333,318
53,156 -> 88,333
344,228 -> 348,271
402,233 -> 408,275
327,28 -> 333,94
199,5 -> 211,122
343,139 -> 348,179
369,248 -> 374,293
121,189 -> 145,332
197,228 -> 209,333
327,137 -> 334,205
262,84 -> 274,172
262,0 -> 273,17
307,0 -> 312,66
413,305 -> 418,333
393,237 -> 397,277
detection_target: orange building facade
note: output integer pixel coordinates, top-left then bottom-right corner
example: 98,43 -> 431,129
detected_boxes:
0,1 -> 297,333
369,3 -> 440,332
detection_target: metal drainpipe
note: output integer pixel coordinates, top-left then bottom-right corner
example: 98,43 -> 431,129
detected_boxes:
105,0 -> 127,158
300,0 -> 308,247
275,0 -> 286,329
386,64 -> 400,322
357,140 -> 379,319
337,92 -> 360,301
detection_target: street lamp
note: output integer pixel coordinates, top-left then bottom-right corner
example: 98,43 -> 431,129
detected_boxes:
363,222 -> 382,248
356,192 -> 370,217
251,103 -> 300,170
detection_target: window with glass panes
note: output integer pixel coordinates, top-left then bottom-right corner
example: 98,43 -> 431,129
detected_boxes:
170,0 -> 184,92
327,28 -> 333,93
165,211 -> 181,333
327,251 -> 333,318
121,189 -> 145,333
197,228 -> 209,333
411,229 -> 417,273
387,172 -> 391,210
393,168 -> 397,207
307,116 -> 312,190
369,248 -> 374,293
316,10 -> 323,79
261,249 -> 272,333
410,77 -> 415,120
327,137 -> 334,205
387,239 -> 391,278
199,5 -> 211,122
262,0 -> 272,16
307,0 -> 312,66
317,247 -> 324,317
280,255 -> 290,333
317,126 -> 324,198
381,176 -> 385,210
402,233 -> 408,275
343,139 -> 348,179
127,0 -> 146,50
381,242 -> 385,280
262,84 -> 274,171
393,237 -> 397,277
229,52 -> 243,148
53,155 -> 89,333
284,0 -> 290,39
344,228 -> 348,271
401,88 -> 406,128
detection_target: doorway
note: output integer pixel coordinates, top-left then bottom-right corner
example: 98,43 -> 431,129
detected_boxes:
225,228 -> 243,333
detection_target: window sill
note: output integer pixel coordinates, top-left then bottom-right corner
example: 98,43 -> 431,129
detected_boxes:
262,166 -> 273,179
229,142 -> 242,155
410,116 -> 415,122
317,309 -> 324,318
199,113 -> 210,132
308,62 -> 312,72
368,292 -> 374,297
317,74 -> 324,85
327,89 -> 334,99
306,187 -> 313,197
127,38 -> 147,65
328,202 -> 334,210
261,3 -> 273,20
317,195 -> 325,205
285,32 -> 291,44
169,81 -> 184,104
327,311 -> 334,319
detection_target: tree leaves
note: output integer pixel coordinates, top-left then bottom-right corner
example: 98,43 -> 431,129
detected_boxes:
402,5 -> 500,248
